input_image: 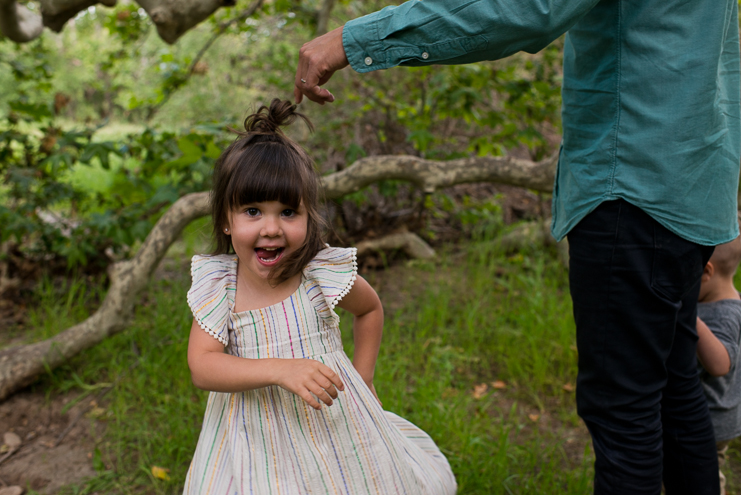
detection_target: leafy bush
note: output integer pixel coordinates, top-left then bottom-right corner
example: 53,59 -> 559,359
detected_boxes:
0,38 -> 236,269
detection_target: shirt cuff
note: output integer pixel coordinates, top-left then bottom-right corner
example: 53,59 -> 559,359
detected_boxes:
343,12 -> 390,73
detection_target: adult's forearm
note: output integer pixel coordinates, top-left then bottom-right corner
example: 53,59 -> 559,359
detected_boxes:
343,0 -> 601,73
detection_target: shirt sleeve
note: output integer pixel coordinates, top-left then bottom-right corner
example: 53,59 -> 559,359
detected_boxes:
186,254 -> 238,346
708,315 -> 741,373
342,0 -> 602,73
303,246 -> 358,322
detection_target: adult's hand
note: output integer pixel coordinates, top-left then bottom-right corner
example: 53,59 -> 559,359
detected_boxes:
294,26 -> 349,105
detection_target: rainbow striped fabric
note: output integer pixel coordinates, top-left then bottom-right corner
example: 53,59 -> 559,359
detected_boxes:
184,247 -> 457,494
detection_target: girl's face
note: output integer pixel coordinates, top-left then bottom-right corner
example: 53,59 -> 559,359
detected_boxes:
226,200 -> 308,284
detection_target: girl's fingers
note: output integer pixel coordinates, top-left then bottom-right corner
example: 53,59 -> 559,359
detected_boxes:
322,381 -> 338,399
319,365 -> 345,391
300,389 -> 322,410
308,382 -> 334,406
314,371 -> 339,398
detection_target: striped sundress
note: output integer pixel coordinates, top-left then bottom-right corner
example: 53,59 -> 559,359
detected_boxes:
184,246 -> 457,495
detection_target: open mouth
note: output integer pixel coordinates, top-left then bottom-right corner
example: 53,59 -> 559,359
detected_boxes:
255,247 -> 285,265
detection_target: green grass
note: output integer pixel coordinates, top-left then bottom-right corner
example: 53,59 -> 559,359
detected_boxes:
14,236 -> 593,494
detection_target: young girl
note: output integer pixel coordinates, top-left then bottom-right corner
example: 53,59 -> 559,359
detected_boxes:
184,99 -> 456,494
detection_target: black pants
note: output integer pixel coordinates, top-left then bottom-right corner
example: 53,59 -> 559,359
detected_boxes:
568,200 -> 718,494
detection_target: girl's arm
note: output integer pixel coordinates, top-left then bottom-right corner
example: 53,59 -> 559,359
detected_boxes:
696,317 -> 731,377
187,319 -> 344,409
336,276 -> 383,397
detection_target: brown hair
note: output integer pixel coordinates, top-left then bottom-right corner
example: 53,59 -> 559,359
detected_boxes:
211,99 -> 326,285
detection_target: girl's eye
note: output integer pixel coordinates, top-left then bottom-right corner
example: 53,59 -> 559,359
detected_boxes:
245,208 -> 260,216
281,209 -> 296,217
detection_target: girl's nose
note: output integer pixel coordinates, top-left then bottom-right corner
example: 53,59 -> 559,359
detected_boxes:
261,217 -> 283,237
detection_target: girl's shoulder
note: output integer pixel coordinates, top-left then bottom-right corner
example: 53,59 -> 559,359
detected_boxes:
303,246 -> 358,319
187,254 -> 238,345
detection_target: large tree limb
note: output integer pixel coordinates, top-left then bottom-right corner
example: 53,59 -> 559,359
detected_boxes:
0,0 -> 43,42
0,152 -> 556,401
1,0 -> 228,43
136,0 -> 231,45
0,193 -> 209,400
39,0 -> 116,33
322,152 -> 557,197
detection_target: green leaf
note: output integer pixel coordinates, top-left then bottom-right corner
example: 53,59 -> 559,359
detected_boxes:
177,136 -> 202,160
80,142 -> 120,169
9,100 -> 52,119
205,141 -> 222,160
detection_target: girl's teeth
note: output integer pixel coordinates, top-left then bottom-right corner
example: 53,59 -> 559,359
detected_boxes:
256,247 -> 282,262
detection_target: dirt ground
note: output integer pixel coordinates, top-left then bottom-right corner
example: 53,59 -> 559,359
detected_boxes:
0,390 -> 101,493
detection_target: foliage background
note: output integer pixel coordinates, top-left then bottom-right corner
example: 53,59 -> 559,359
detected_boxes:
0,0 -> 563,274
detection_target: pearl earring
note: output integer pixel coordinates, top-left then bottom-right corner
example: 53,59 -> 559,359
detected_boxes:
224,228 -> 229,233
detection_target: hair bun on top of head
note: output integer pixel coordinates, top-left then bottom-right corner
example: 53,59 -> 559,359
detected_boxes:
242,99 -> 314,139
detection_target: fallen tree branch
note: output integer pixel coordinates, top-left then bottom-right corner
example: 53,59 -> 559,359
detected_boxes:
0,152 -> 556,401
356,232 -> 435,260
321,152 -> 557,197
496,219 -> 569,266
0,192 -> 208,401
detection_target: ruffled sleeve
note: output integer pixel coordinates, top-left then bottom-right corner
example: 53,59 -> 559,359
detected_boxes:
303,246 -> 358,321
186,254 -> 238,345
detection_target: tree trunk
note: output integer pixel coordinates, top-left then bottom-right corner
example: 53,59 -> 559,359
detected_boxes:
0,152 -> 557,401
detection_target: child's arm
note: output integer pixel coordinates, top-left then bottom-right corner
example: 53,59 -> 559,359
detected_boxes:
187,319 -> 345,409
696,317 -> 731,377
335,275 -> 383,401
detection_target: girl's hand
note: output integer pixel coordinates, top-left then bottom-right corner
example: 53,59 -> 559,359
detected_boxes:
274,359 -> 345,410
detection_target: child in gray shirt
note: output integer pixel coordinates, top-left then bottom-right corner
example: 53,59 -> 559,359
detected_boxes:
697,235 -> 741,495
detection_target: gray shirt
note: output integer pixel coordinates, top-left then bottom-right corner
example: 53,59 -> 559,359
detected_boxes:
698,299 -> 741,442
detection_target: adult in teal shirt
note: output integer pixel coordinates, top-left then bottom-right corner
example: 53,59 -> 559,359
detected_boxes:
294,1 -> 740,493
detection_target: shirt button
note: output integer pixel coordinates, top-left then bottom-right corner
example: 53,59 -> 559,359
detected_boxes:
364,56 -> 373,66
422,52 -> 429,59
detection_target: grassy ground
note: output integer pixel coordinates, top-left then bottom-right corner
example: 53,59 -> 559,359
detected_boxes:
10,224 -> 741,494
7,224 -> 595,494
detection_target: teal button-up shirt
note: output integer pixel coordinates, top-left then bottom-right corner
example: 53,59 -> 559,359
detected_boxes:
343,0 -> 741,245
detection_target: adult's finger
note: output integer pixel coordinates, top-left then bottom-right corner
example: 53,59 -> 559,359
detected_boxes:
294,26 -> 348,105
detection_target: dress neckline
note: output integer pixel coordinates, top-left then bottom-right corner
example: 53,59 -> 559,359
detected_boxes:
229,274 -> 307,315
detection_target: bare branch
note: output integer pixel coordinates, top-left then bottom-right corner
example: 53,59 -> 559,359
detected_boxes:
314,0 -> 334,36
0,152 -> 557,401
322,152 -> 558,198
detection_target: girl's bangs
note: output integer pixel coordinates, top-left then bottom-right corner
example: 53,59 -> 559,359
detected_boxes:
227,147 -> 304,209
